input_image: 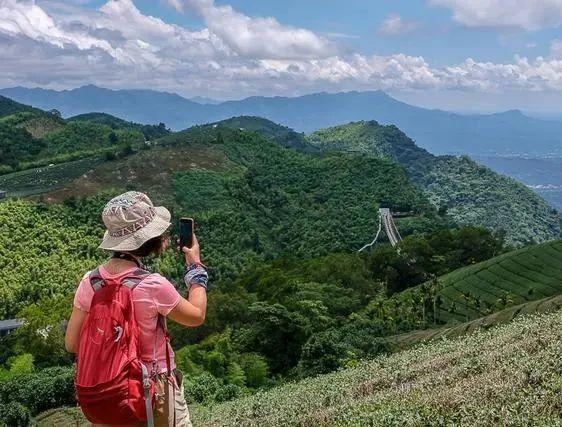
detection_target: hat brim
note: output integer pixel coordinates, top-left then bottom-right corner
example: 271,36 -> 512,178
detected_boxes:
98,206 -> 171,252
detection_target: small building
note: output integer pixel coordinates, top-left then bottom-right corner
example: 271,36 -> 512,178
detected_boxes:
0,319 -> 23,338
0,190 -> 6,199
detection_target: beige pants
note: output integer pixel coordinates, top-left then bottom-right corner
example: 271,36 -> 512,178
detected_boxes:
91,371 -> 192,427
153,370 -> 192,427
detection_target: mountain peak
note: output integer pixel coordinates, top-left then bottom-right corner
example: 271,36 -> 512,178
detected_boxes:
491,109 -> 525,118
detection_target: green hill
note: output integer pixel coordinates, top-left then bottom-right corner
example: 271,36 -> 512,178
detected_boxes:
307,121 -> 561,246
0,95 -> 44,118
216,116 -> 315,152
189,307 -> 562,426
427,239 -> 562,322
0,97 -> 155,176
0,110 -> 65,138
68,112 -> 170,140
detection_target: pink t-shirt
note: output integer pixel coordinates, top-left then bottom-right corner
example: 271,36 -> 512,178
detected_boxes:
73,265 -> 181,373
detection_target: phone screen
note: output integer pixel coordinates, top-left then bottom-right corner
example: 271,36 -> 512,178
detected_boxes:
179,218 -> 194,250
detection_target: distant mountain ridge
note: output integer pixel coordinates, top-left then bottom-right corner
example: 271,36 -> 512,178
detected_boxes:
3,85 -> 562,155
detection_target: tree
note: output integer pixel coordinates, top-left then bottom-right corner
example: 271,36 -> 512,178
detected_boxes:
298,329 -> 348,377
108,131 -> 118,144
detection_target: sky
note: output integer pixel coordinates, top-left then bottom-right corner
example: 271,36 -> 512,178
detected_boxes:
3,0 -> 562,113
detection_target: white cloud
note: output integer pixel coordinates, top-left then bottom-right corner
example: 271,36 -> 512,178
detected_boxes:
430,0 -> 562,31
378,14 -> 421,36
0,0 -> 113,52
182,0 -> 337,59
163,0 -> 183,13
3,0 -> 562,99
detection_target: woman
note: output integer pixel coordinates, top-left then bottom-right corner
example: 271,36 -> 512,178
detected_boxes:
65,191 -> 208,426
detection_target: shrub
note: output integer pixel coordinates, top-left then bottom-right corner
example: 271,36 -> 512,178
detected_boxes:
239,354 -> 269,389
214,384 -> 244,403
184,372 -> 221,404
0,366 -> 74,415
0,402 -> 31,427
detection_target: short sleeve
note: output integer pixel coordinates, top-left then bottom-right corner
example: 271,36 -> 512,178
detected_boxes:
148,274 -> 182,316
73,271 -> 94,312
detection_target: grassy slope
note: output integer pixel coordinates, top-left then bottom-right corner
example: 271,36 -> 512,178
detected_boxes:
191,307 -> 562,426
0,111 -> 65,138
430,239 -> 562,322
386,293 -> 562,351
39,142 -> 229,205
307,121 -> 561,246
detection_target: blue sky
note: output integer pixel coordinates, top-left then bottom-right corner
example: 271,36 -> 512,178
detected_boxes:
2,0 -> 562,113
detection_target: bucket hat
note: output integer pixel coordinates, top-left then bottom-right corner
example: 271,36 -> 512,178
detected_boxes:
99,191 -> 171,252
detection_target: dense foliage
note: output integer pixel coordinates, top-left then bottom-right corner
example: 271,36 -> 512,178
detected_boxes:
167,125 -> 437,281
307,121 -> 562,245
0,122 -> 45,172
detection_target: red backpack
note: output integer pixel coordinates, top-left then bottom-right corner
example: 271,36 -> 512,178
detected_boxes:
75,267 -> 169,427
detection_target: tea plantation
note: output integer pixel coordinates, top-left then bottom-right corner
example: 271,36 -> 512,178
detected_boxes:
433,239 -> 562,321
191,308 -> 562,426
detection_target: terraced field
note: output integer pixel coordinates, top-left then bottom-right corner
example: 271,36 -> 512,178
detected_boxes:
193,308 -> 562,426
0,157 -> 104,197
433,239 -> 562,322
387,293 -> 562,351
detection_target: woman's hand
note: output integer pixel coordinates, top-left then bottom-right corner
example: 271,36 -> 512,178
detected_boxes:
182,233 -> 201,265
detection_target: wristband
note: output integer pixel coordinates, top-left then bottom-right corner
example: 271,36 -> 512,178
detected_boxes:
184,263 -> 209,291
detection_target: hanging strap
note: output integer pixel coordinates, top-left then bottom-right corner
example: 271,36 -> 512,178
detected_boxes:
153,314 -> 172,376
156,313 -> 174,424
141,363 -> 154,427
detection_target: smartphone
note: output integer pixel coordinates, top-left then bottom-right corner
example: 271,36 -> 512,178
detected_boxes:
179,217 -> 194,251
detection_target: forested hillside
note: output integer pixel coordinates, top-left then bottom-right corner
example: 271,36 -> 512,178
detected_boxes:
0,95 -> 44,118
0,98 -> 169,176
307,121 -> 561,245
68,112 -> 170,140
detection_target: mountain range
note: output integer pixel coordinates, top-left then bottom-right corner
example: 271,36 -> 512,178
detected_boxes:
3,85 -> 562,156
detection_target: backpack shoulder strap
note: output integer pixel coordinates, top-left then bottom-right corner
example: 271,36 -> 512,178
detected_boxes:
89,267 -> 153,292
89,268 -> 105,292
121,268 -> 153,290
